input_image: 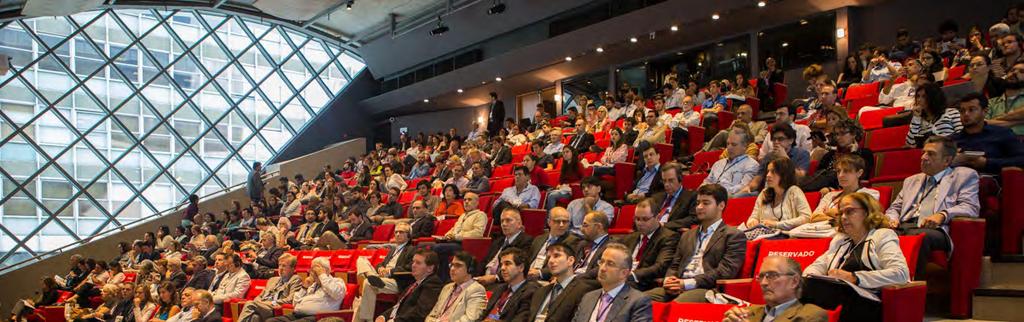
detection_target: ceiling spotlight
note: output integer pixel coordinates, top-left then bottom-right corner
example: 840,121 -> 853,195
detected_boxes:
596,47 -> 604,53
487,2 -> 506,15
423,98 -> 430,103
564,56 -> 572,62
670,25 -> 678,32
630,37 -> 638,43
712,13 -> 720,20
782,42 -> 789,47
430,16 -> 449,36
800,19 -> 808,25
346,0 -> 353,10
457,89 -> 464,93
495,77 -> 502,82
758,1 -> 766,7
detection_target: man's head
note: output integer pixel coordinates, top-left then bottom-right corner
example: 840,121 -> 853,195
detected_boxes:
708,80 -> 721,95
958,92 -> 988,129
775,104 -> 797,124
646,110 -> 658,126
758,256 -> 804,307
410,200 -> 427,218
180,288 -> 195,308
661,162 -> 683,195
498,248 -> 527,283
642,145 -> 661,168
213,253 -> 228,271
463,192 -> 479,211
633,199 -> 660,235
513,165 -> 531,188
193,290 -> 215,314
818,83 -> 837,106
417,180 -> 431,196
471,162 -> 486,179
596,243 -> 631,290
449,252 -> 476,284
581,211 -> 609,241
545,242 -> 577,277
393,222 -> 411,244
348,211 -> 363,225
726,128 -> 751,159
548,207 -> 571,236
770,123 -> 797,153
695,184 -> 728,224
921,136 -> 957,175
410,249 -> 438,280
278,253 -> 297,277
500,208 -> 524,236
490,92 -> 498,100
581,176 -> 603,198
1002,33 -> 1021,55
736,104 -> 753,123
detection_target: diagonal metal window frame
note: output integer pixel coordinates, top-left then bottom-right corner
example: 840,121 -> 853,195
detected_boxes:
0,8 -> 363,265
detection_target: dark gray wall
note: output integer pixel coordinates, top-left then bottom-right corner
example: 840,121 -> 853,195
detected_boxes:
852,0 -> 1012,52
388,105 -> 488,143
271,70 -> 377,163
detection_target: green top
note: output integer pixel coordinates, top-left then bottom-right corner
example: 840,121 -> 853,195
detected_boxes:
988,92 -> 1024,135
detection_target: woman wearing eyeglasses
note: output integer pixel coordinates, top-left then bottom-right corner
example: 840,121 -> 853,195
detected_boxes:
802,192 -> 910,321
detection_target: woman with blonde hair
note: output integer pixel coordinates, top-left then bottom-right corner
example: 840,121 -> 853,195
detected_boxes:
802,192 -> 909,321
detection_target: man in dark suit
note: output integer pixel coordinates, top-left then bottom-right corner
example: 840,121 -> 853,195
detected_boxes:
625,145 -> 665,203
341,212 -> 374,243
574,211 -> 612,280
185,256 -> 215,290
488,92 -> 506,135
571,243 -> 653,322
490,138 -> 513,167
480,248 -> 539,322
252,234 -> 285,278
376,249 -> 444,322
645,184 -> 746,303
408,200 -> 436,239
527,242 -> 600,322
354,223 -> 418,322
164,258 -> 188,289
621,199 -> 678,291
650,162 -> 699,232
567,119 -> 595,153
526,207 -> 581,280
621,117 -> 639,145
192,290 -> 222,322
475,208 -> 534,283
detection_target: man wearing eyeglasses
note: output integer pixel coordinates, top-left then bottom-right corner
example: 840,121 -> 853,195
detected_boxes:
722,256 -> 828,322
354,222 -> 417,322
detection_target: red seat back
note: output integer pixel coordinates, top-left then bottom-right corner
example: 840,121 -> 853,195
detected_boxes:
739,239 -> 762,278
723,196 -> 757,226
859,108 -> 902,130
771,83 -> 788,109
666,303 -> 735,322
520,208 -> 547,236
691,150 -> 722,173
489,177 -> 515,194
872,148 -> 922,180
683,173 -> 709,190
492,164 -> 513,178
655,143 -> 673,163
947,65 -> 966,80
245,279 -> 268,299
718,111 -> 736,131
398,191 -> 417,204
462,238 -> 492,262
899,234 -> 924,280
372,224 -> 395,242
511,144 -> 530,155
805,192 -> 822,210
651,302 -> 671,321
873,185 -> 893,209
748,238 -> 832,302
608,205 -> 634,235
541,170 -> 561,188
687,126 -> 706,155
864,125 -> 910,152
434,219 -> 458,236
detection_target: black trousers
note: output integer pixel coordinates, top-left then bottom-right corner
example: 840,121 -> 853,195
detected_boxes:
898,224 -> 950,278
801,277 -> 881,321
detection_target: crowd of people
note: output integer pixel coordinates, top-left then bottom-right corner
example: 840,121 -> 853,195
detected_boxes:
10,5 -> 1024,322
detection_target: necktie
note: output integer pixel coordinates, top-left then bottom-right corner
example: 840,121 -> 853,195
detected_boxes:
635,235 -> 650,262
439,285 -> 463,321
487,288 -> 512,318
209,273 -> 226,291
542,284 -> 563,314
393,281 -> 418,317
577,242 -> 594,270
595,293 -> 614,322
658,195 -> 674,221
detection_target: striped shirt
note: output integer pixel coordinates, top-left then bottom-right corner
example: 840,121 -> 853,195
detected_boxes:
906,108 -> 963,146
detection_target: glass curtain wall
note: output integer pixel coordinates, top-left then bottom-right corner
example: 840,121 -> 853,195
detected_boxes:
0,8 -> 365,268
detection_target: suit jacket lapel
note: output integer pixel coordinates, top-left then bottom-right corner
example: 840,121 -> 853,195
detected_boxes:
605,286 -> 631,320
903,175 -> 925,215
780,302 -> 804,321
703,224 -> 728,258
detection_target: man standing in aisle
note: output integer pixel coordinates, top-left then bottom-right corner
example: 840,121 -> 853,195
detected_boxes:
489,92 -> 506,136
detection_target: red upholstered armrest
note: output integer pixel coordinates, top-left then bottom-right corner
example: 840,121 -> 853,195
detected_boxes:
948,218 -> 986,318
315,309 -> 353,322
717,278 -> 754,302
38,306 -> 66,322
614,162 -> 636,200
881,281 -> 927,322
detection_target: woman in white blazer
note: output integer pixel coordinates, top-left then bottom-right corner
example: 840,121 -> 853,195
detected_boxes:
426,252 -> 487,322
745,158 -> 812,230
802,192 -> 911,321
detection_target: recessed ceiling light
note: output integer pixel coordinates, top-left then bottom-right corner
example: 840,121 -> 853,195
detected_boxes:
423,98 -> 429,103
782,42 -> 789,47
596,47 -> 604,53
630,37 -> 638,43
564,56 -> 572,62
495,77 -> 502,82
758,1 -> 766,7
676,52 -> 683,55
712,13 -> 720,20
670,25 -> 678,31
457,89 -> 464,93
800,19 -> 808,25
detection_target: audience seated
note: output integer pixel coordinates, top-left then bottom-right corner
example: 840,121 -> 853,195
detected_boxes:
407,200 -> 436,240
526,242 -> 601,322
424,252 -> 486,322
267,258 -> 345,322
573,211 -> 612,280
353,223 -> 415,322
744,159 -> 812,231
801,118 -> 873,192
570,242 -> 653,322
885,136 -> 980,276
805,155 -> 880,228
480,248 -> 539,322
723,256 -> 828,322
987,60 -> 1024,134
906,83 -> 963,147
567,177 -> 615,234
209,253 -> 251,306
703,129 -> 760,196
237,254 -> 302,322
491,166 -> 541,221
952,93 -> 1024,174
803,193 -> 910,321
434,184 -> 465,219
651,163 -> 699,232
646,184 -> 746,303
621,199 -> 679,291
372,249 -> 444,322
626,145 -> 665,202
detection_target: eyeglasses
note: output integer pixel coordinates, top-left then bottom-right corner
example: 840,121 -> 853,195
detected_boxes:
840,207 -> 865,216
551,219 -> 570,225
395,231 -> 410,235
757,271 -> 796,281
770,136 -> 789,142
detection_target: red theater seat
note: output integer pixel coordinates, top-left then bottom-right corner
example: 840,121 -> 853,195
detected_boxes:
691,150 -> 721,173
719,238 -> 831,303
683,173 -> 709,190
859,108 -> 902,130
1002,168 -> 1024,255
520,208 -> 547,236
687,126 -> 706,155
666,303 -> 734,322
655,143 -> 673,163
489,177 -> 514,194
772,83 -> 788,109
870,149 -> 922,184
608,205 -> 633,235
722,196 -> 756,226
492,164 -> 513,178
462,238 -> 491,262
864,125 -> 910,152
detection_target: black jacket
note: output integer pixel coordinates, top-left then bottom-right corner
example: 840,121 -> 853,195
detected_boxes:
528,232 -> 581,280
410,216 -> 436,240
255,247 -> 285,270
477,231 -> 534,276
194,309 -> 221,322
185,269 -> 215,290
388,274 -> 444,322
621,226 -> 679,291
526,277 -> 600,322
482,280 -> 540,322
347,221 -> 374,243
377,242 -> 417,275
651,189 -> 700,232
568,132 -> 595,153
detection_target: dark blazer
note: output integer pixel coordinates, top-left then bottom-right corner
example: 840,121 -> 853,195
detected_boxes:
104,300 -> 136,322
255,247 -> 285,270
194,309 -> 222,322
387,274 -> 444,322
347,221 -> 374,243
481,280 -> 539,322
478,231 -> 534,276
185,269 -> 215,290
568,132 -> 595,153
527,277 -> 600,322
317,220 -> 339,237
492,145 -> 512,166
528,232 -> 581,280
166,270 -> 188,290
571,284 -> 652,322
575,235 -> 612,280
377,242 -> 416,275
666,222 -> 746,289
489,100 -> 506,133
632,164 -> 665,197
622,129 -> 639,147
744,302 -> 829,322
650,189 -> 700,232
621,226 -> 678,291
409,216 -> 436,240
376,201 -> 403,219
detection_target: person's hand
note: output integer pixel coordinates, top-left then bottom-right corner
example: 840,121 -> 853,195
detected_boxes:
133,298 -> 141,307
723,306 -> 752,322
824,208 -> 839,220
819,187 -> 833,195
921,213 -> 945,229
911,104 -> 924,117
302,276 -> 314,288
191,308 -> 200,320
662,276 -> 682,293
827,269 -> 858,284
584,196 -> 598,208
377,266 -> 391,276
374,316 -> 386,322
527,269 -> 541,279
746,218 -> 760,228
760,70 -> 769,79
772,146 -> 788,159
474,275 -> 498,285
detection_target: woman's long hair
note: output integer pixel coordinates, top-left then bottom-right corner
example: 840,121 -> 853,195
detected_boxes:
763,158 -> 798,205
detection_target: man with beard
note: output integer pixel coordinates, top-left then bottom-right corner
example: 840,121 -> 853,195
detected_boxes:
989,60 -> 1024,135
951,93 -> 1024,174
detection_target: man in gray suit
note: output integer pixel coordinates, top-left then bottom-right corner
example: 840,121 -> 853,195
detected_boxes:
237,253 -> 303,322
645,183 -> 746,303
575,211 -> 613,280
571,242 -> 653,322
885,136 -> 980,276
